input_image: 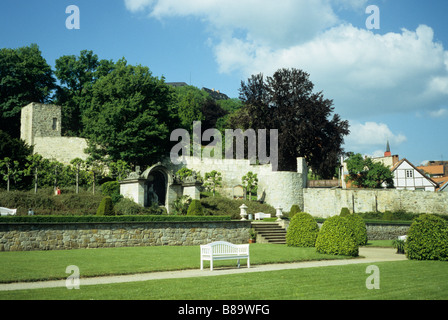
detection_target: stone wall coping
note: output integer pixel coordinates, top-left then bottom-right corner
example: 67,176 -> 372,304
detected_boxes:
0,220 -> 251,227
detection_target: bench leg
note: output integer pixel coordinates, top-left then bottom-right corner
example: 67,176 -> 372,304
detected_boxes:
247,257 -> 250,269
237,259 -> 240,268
210,260 -> 213,271
200,258 -> 203,270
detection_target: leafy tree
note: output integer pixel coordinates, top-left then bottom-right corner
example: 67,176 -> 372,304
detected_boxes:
0,44 -> 56,137
204,170 -> 222,196
0,157 -> 22,191
345,153 -> 394,188
54,50 -> 115,136
48,160 -> 64,193
173,85 -> 207,132
86,159 -> 105,194
232,68 -> 349,177
109,160 -> 131,181
82,59 -> 179,168
70,158 -> 85,194
242,171 -> 258,201
0,130 -> 33,189
25,154 -> 45,194
201,98 -> 228,132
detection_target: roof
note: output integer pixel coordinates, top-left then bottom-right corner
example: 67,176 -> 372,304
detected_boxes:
416,165 -> 444,176
391,158 -> 439,187
440,180 -> 448,191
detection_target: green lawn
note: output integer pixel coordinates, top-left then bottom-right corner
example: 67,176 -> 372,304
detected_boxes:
0,244 -> 353,283
1,260 -> 447,300
2,241 -> 447,301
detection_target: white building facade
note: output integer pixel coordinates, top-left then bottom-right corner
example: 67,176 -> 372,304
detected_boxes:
391,159 -> 438,192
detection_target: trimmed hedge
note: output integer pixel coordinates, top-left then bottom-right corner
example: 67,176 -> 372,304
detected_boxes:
286,212 -> 319,247
187,199 -> 204,216
0,215 -> 232,224
344,213 -> 368,246
340,207 -> 351,217
315,215 -> 359,257
406,214 -> 448,261
288,205 -> 302,219
96,196 -> 115,216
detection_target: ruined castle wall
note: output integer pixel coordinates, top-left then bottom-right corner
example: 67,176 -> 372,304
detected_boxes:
303,188 -> 448,218
169,156 -> 307,212
33,137 -> 89,165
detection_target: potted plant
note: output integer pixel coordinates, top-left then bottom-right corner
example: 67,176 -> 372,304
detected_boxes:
249,228 -> 256,243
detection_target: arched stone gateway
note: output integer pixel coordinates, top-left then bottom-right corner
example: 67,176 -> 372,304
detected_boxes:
119,163 -> 202,214
141,164 -> 171,208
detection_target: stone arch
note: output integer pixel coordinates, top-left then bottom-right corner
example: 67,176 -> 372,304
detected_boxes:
141,163 -> 173,209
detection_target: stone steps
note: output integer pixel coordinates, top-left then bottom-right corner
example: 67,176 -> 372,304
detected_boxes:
251,222 -> 287,244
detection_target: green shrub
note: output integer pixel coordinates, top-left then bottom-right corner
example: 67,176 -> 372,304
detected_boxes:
393,239 -> 406,254
286,212 -> 319,247
315,215 -> 359,257
288,205 -> 301,219
114,198 -> 147,215
96,196 -> 115,216
406,214 -> 448,261
344,213 -> 368,246
187,199 -> 204,216
340,207 -> 351,217
200,195 -> 275,219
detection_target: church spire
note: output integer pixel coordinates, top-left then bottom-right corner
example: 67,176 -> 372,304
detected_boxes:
384,140 -> 391,157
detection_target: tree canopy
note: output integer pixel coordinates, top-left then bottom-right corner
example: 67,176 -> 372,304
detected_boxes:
82,59 -> 179,168
345,152 -> 394,188
0,44 -> 56,137
231,68 -> 349,177
54,50 -> 115,136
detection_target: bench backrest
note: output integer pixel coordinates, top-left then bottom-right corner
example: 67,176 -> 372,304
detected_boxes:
201,241 -> 248,255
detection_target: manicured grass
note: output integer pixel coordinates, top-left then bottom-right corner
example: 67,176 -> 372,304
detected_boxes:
0,244 -> 353,283
1,260 -> 448,300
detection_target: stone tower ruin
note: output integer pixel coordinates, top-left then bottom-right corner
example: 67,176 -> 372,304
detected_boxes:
20,102 -> 61,146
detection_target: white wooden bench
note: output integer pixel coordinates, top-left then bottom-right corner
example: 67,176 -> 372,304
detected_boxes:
0,207 -> 17,216
200,241 -> 250,271
254,212 -> 271,220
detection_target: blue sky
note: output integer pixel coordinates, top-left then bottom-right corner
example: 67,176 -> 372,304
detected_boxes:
1,0 -> 447,167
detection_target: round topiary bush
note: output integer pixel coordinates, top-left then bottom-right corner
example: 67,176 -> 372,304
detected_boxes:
187,199 -> 204,216
315,215 -> 359,256
344,213 -> 368,246
406,214 -> 448,261
340,207 -> 351,217
286,212 -> 319,247
96,196 -> 115,216
288,205 -> 302,219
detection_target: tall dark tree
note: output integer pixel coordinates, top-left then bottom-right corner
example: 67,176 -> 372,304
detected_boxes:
0,44 -> 56,137
201,98 -> 228,132
54,50 -> 115,136
232,68 -> 349,177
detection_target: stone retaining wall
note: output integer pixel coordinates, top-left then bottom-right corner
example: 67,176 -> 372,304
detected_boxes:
304,188 -> 448,218
0,221 -> 251,252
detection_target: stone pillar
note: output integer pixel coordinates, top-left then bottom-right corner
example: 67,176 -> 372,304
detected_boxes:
119,179 -> 146,206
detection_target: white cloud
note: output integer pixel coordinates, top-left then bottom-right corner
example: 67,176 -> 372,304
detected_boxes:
124,0 -> 448,119
213,24 -> 448,118
344,121 -> 407,154
124,0 -> 154,13
429,108 -> 448,118
125,0 -> 341,46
